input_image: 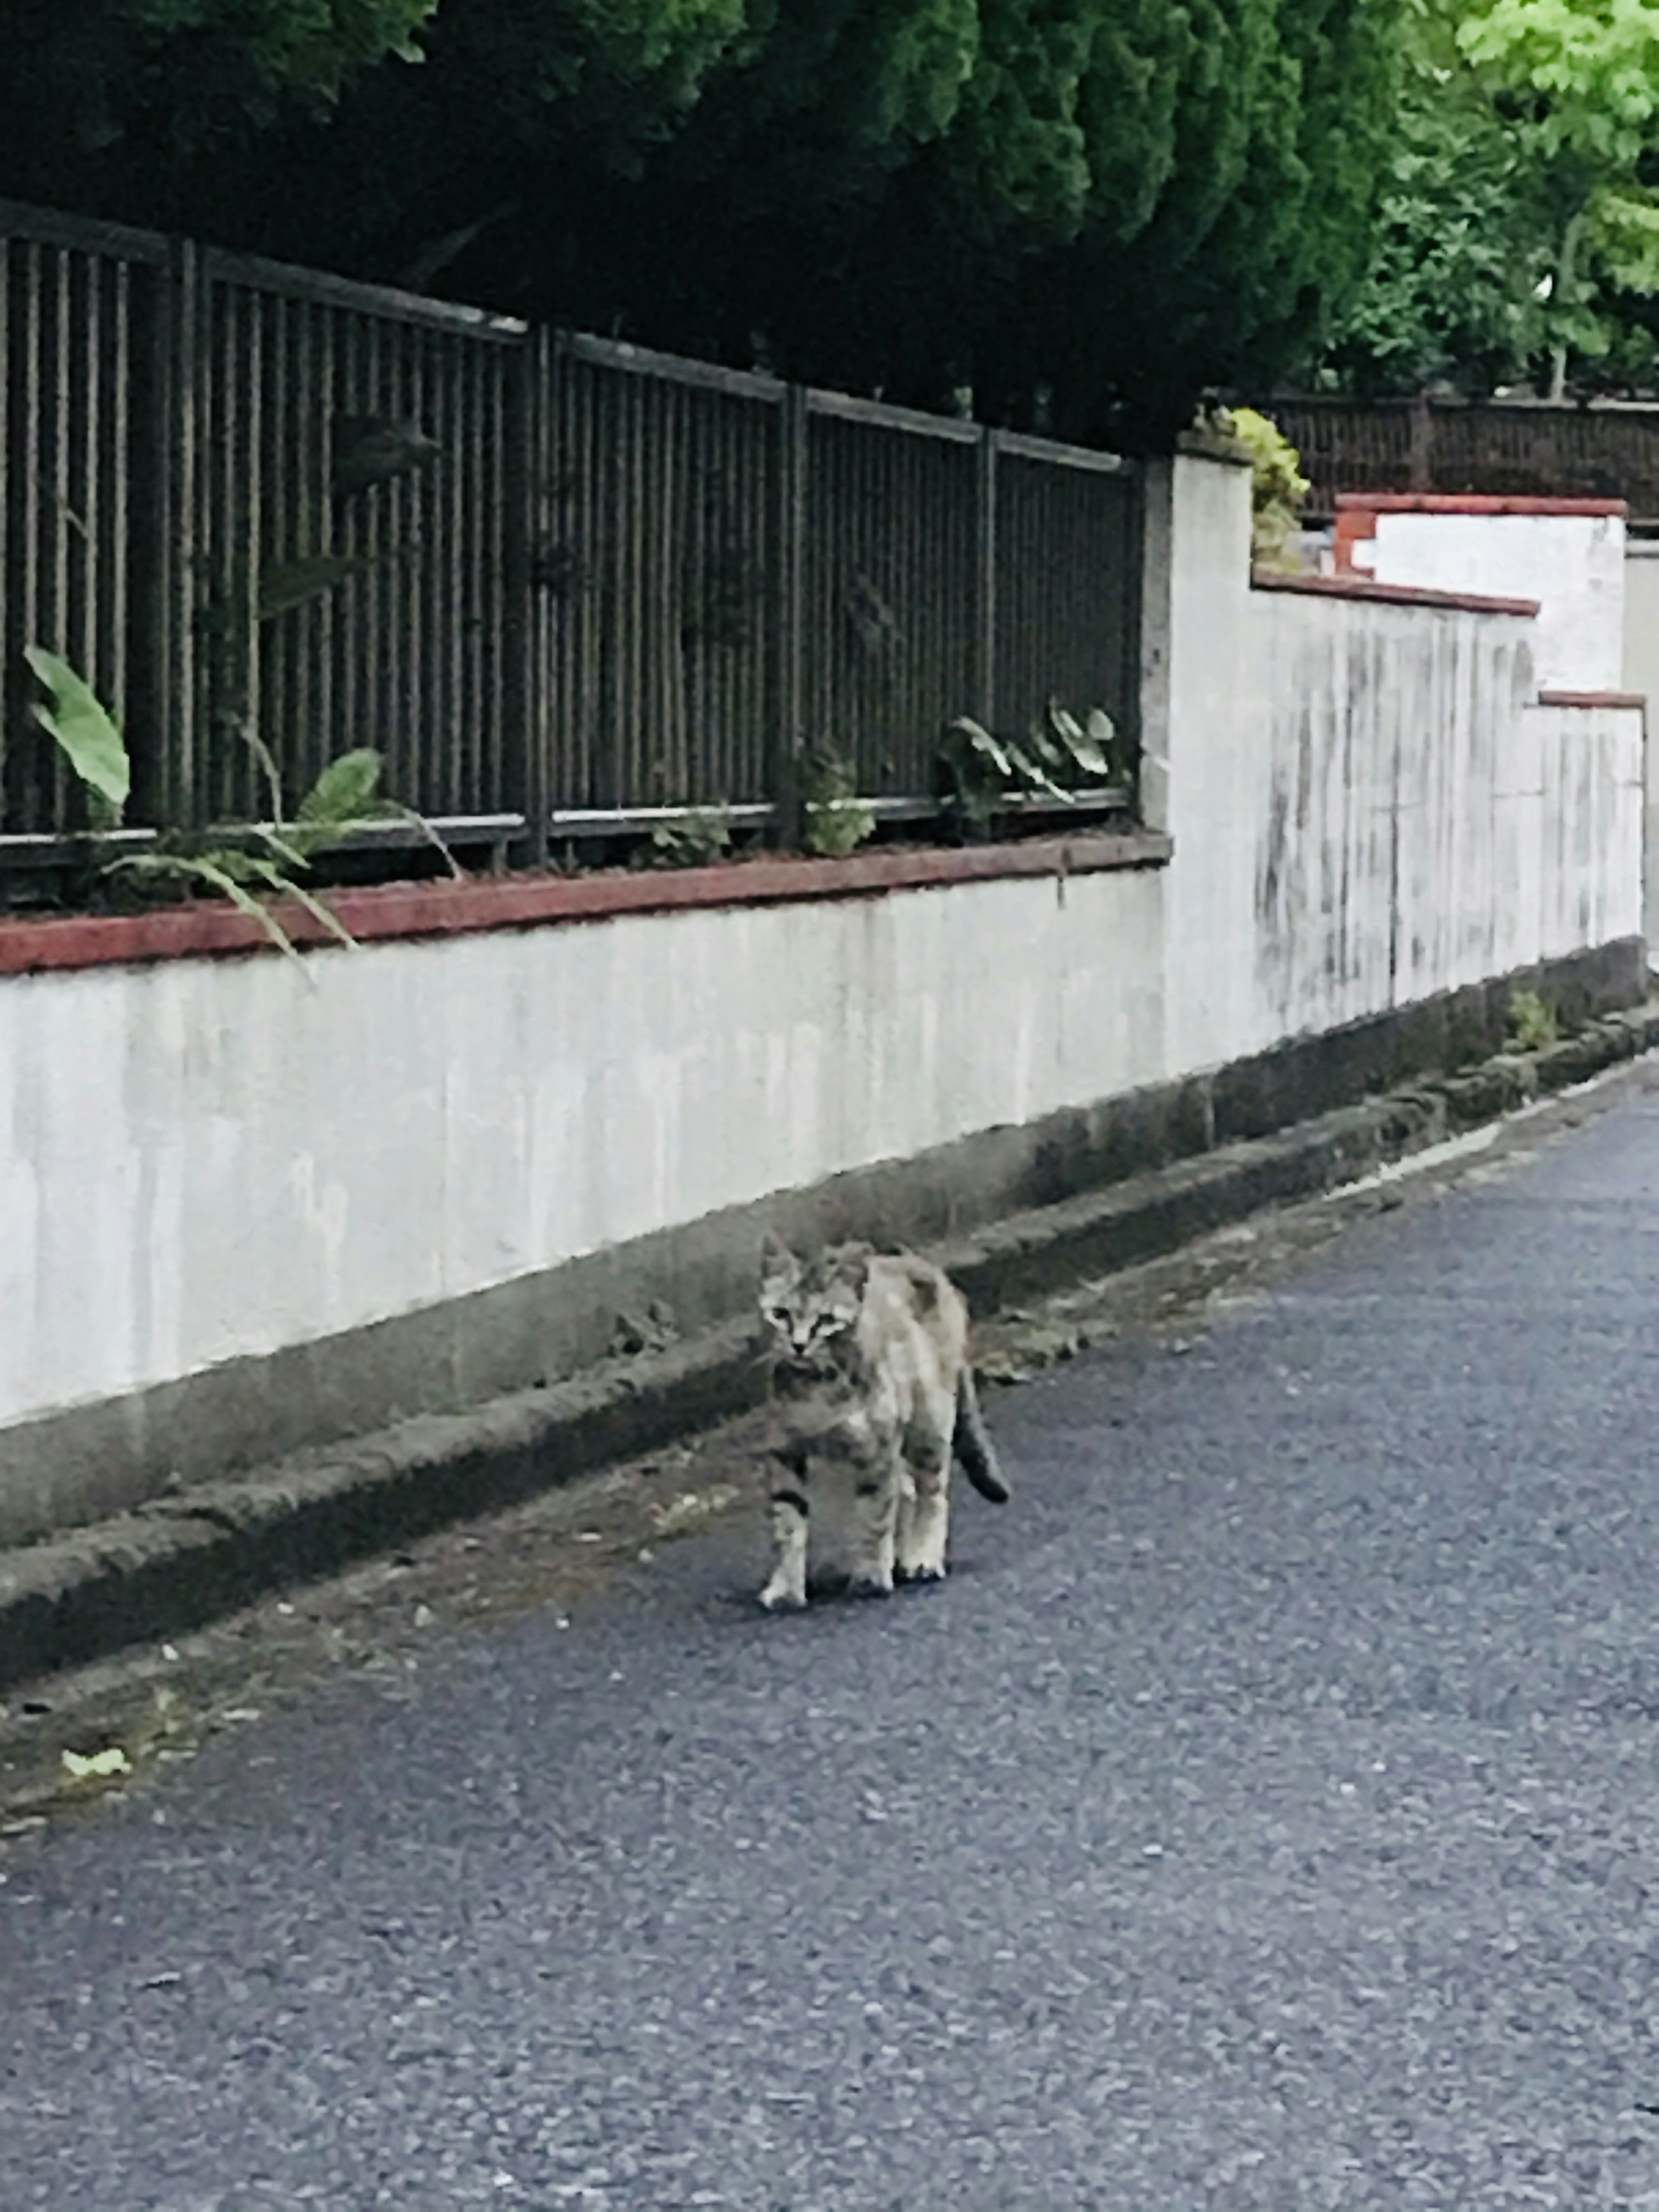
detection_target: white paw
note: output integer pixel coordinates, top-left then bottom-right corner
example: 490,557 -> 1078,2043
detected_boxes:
758,1583 -> 807,1613
899,1562 -> 947,1586
846,1569 -> 895,1599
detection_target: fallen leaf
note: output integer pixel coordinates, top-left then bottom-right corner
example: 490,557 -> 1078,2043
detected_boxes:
61,1747 -> 131,1780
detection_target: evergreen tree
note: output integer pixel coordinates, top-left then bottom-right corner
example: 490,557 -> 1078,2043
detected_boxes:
2,0 -> 1408,446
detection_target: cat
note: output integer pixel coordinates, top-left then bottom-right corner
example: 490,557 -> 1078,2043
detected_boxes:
754,1233 -> 1010,1611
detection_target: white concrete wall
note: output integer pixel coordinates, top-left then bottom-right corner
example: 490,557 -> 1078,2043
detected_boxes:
1356,508 -> 1626,693
1624,545 -> 1659,959
1163,454 -> 1641,1058
0,874 -> 1167,1433
0,449 -> 1644,1459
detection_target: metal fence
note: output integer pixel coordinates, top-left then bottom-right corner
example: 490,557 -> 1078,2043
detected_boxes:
1262,393 -> 1659,523
1,199 -> 1143,876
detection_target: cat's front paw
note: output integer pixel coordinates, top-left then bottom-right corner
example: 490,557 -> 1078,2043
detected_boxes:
758,1581 -> 807,1613
897,1562 -> 947,1586
846,1568 -> 895,1599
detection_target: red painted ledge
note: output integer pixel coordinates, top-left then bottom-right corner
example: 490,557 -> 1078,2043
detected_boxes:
1336,493 -> 1629,519
1251,568 -> 1540,618
0,827 -> 1173,978
1538,689 -> 1646,711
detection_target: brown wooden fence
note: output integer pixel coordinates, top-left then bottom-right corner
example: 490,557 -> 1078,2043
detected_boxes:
0,200 -> 1142,881
1261,393 -> 1659,523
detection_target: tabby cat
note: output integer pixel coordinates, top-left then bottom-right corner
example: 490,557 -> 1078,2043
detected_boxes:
755,1234 -> 1010,1611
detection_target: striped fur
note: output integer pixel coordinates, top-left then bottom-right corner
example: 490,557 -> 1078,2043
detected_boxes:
755,1236 -> 1009,1611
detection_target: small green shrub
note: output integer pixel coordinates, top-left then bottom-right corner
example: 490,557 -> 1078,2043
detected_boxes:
1506,989 -> 1559,1053
25,646 -> 442,964
649,806 -> 733,868
938,699 -> 1125,832
800,749 -> 876,858
1225,407 -> 1311,573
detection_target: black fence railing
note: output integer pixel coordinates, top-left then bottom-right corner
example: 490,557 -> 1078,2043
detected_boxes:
1261,392 -> 1659,523
1,200 -> 1143,880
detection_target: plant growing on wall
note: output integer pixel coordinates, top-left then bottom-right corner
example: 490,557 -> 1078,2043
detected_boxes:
938,699 -> 1126,834
1224,407 -> 1310,572
26,648 -> 131,833
26,647 -> 431,963
649,805 -> 734,867
799,749 -> 877,858
1506,986 -> 1559,1051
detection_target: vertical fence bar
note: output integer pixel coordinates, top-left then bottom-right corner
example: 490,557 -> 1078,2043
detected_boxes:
143,235 -> 201,827
1408,393 -> 1433,492
975,426 -> 998,731
16,247 -> 44,829
768,384 -> 807,846
506,332 -> 545,866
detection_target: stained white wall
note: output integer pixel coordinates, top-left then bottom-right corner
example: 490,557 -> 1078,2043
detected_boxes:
1355,507 -> 1626,693
1624,544 -> 1659,960
0,449 -> 1644,1459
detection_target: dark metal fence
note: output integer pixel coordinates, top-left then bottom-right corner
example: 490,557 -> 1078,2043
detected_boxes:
0,210 -> 169,840
1262,392 -> 1659,522
1,199 -> 1143,877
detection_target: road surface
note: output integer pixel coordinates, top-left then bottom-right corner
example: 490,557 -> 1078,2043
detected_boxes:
6,1074 -> 1659,2208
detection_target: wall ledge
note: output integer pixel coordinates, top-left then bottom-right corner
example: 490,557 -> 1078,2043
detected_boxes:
1175,425 -> 1254,468
1251,568 -> 1540,618
0,827 -> 1174,979
1336,493 -> 1629,519
1538,689 -> 1647,710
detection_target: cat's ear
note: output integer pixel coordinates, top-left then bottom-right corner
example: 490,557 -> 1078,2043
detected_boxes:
825,1246 -> 870,1313
759,1230 -> 798,1286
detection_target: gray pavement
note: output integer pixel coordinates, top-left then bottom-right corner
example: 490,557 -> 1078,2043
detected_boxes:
8,1083 -> 1659,2208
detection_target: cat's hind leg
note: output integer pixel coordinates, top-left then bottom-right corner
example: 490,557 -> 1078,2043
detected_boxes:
759,1454 -> 810,1612
896,1427 -> 951,1584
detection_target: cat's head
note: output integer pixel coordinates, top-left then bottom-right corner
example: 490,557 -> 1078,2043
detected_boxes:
758,1234 -> 867,1362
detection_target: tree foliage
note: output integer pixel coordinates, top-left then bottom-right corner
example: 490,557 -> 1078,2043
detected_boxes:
1,0 -> 1408,445
452,0 -> 1408,443
1317,0 -> 1659,398
1461,0 -> 1659,393
5,0 -> 436,145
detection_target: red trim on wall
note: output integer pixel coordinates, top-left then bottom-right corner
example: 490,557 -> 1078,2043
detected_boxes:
0,828 -> 1174,978
1537,689 -> 1646,710
1332,493 -> 1627,577
1333,507 -> 1379,573
1251,569 -> 1540,617
1335,493 -> 1629,518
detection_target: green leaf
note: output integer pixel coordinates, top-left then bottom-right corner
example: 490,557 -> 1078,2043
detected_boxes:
25,647 -> 131,824
945,716 -> 1014,778
285,749 -> 395,859
297,748 -> 386,827
171,857 -> 308,964
252,826 -> 318,874
1064,706 -> 1115,779
241,728 -> 287,823
235,854 -> 358,949
108,852 -> 306,966
1002,741 -> 1073,804
1025,713 -> 1070,774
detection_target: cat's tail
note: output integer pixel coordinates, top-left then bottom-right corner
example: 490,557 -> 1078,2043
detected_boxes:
954,1367 -> 1011,1503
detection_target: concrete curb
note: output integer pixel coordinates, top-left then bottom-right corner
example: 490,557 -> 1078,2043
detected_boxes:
6,1001 -> 1659,1693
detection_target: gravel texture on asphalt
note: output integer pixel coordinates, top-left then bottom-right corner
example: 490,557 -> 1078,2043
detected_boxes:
6,1079 -> 1659,2209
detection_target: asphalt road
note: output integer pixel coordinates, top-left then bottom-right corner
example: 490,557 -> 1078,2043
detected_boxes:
8,1081 -> 1659,2209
